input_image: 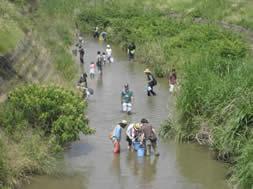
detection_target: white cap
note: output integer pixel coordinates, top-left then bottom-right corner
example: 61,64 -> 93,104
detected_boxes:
120,120 -> 128,124
107,44 -> 110,48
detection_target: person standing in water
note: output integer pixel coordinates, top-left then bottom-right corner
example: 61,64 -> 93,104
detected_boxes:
77,72 -> 89,99
110,120 -> 128,153
100,31 -> 107,41
93,26 -> 99,38
127,42 -> 136,60
96,51 -> 103,74
140,118 -> 159,156
169,68 -> 177,94
102,52 -> 107,65
106,44 -> 113,63
89,61 -> 96,79
79,45 -> 85,64
126,123 -> 141,150
77,72 -> 88,88
144,68 -> 157,96
121,84 -> 134,115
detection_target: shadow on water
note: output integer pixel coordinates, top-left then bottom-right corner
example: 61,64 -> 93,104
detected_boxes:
22,39 -> 230,189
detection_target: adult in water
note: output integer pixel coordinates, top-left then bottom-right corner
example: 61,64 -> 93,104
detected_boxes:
93,26 -> 99,38
127,42 -> 136,60
106,44 -> 113,63
96,51 -> 103,74
78,72 -> 88,88
144,68 -> 157,96
126,123 -> 141,150
140,118 -> 160,156
110,120 -> 128,153
121,84 -> 134,115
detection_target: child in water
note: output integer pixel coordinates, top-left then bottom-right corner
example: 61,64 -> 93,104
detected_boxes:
89,62 -> 96,79
102,52 -> 107,65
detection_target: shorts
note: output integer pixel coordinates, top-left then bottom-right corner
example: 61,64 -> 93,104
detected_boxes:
169,84 -> 175,92
90,69 -> 95,74
122,102 -> 132,112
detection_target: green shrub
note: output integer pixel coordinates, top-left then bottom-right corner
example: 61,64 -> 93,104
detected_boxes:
159,118 -> 176,139
1,85 -> 94,145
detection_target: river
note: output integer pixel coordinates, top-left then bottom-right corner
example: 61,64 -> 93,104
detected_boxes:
23,39 -> 229,189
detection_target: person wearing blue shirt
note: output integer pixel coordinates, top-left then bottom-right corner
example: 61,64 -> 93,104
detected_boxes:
111,120 -> 128,153
112,120 -> 128,142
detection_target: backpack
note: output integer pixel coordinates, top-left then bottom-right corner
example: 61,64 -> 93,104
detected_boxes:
151,74 -> 157,86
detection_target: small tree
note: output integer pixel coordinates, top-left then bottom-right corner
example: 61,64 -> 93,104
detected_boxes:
1,84 -> 94,145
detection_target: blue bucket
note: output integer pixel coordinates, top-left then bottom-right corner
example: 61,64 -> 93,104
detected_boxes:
137,147 -> 145,157
133,142 -> 141,151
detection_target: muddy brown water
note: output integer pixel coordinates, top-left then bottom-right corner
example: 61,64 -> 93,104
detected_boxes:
23,39 -> 229,189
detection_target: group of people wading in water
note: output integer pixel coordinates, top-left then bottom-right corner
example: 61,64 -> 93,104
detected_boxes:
110,118 -> 160,156
74,27 -> 177,156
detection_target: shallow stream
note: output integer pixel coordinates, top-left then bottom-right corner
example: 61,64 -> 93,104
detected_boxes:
23,39 -> 229,189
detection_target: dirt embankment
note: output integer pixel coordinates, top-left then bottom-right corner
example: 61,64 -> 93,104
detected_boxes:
0,33 -> 55,102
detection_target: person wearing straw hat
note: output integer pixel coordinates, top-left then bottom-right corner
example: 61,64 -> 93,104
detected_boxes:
126,123 -> 141,149
144,68 -> 157,96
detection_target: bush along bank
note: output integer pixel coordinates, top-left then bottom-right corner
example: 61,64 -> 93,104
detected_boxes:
0,85 -> 95,188
77,1 -> 253,188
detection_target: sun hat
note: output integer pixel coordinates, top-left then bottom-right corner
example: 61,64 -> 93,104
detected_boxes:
120,120 -> 128,125
144,68 -> 151,73
133,123 -> 141,130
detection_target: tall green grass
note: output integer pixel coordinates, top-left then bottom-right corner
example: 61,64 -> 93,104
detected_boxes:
136,0 -> 253,30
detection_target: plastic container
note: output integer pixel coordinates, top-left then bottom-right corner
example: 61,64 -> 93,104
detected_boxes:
137,147 -> 145,157
133,142 -> 141,151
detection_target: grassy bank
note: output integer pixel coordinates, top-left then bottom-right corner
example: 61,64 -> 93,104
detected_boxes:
77,1 -> 253,188
111,0 -> 253,30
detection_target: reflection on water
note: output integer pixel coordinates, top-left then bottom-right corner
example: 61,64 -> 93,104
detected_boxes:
175,143 -> 229,189
22,39 -> 230,189
23,174 -> 87,189
111,154 -> 121,178
96,74 -> 103,88
141,157 -> 158,183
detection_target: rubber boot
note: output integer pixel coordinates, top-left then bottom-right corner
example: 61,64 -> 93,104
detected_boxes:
146,144 -> 151,156
152,144 -> 160,156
